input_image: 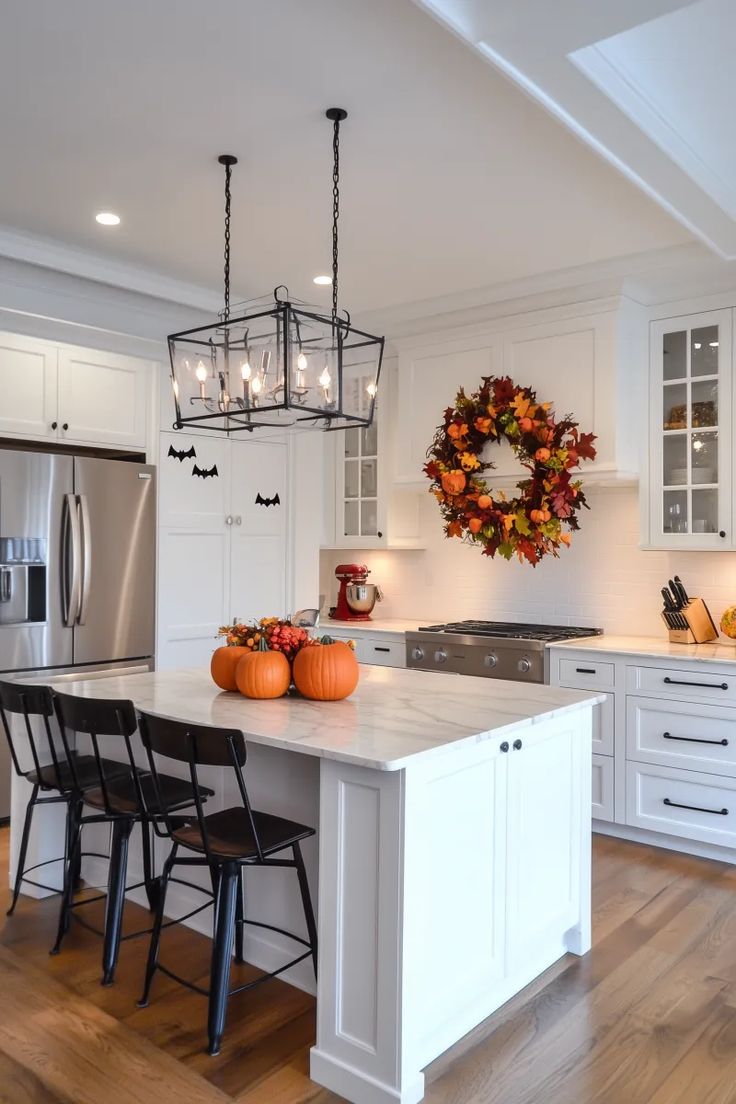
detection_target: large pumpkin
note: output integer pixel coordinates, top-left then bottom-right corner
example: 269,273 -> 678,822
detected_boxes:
235,637 -> 291,699
211,645 -> 250,692
292,636 -> 359,701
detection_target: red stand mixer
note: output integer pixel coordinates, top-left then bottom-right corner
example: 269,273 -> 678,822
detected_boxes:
331,563 -> 380,621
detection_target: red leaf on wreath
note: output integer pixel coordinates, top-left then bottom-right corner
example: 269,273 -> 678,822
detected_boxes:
551,492 -> 573,518
492,376 -> 516,405
576,432 -> 597,461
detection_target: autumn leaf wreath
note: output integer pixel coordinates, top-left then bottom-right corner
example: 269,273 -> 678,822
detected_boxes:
424,376 -> 597,566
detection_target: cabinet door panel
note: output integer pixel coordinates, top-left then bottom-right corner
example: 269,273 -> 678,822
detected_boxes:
0,333 -> 58,438
230,533 -> 287,623
396,342 -> 498,483
506,721 -> 581,974
159,434 -> 230,529
157,531 -> 228,669
229,439 -> 288,622
59,347 -> 148,448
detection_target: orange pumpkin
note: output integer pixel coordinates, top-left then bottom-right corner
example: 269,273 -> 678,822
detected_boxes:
235,637 -> 291,699
292,636 -> 359,701
211,645 -> 250,692
441,469 -> 466,496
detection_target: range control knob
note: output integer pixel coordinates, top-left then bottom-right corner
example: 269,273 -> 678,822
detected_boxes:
411,646 -> 424,661
484,653 -> 498,669
517,657 -> 532,674
434,648 -> 447,664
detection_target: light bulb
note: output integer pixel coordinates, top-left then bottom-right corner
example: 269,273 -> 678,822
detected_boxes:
195,361 -> 208,383
709,341 -> 719,348
297,351 -> 308,371
319,365 -> 331,389
694,342 -> 702,350
251,375 -> 262,395
240,358 -> 251,381
693,438 -> 704,451
366,380 -> 377,398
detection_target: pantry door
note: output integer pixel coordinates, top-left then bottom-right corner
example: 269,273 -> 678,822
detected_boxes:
228,437 -> 289,624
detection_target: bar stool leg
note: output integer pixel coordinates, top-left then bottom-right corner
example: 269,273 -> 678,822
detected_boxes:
138,845 -> 177,1008
7,783 -> 39,916
234,867 -> 245,964
207,861 -> 238,1057
50,814 -> 82,955
101,818 -> 134,986
67,795 -> 83,891
140,817 -> 161,912
293,842 -> 318,979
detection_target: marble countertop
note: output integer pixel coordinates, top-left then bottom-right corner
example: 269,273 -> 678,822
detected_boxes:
548,634 -> 736,665
38,665 -> 602,772
323,618 -> 427,637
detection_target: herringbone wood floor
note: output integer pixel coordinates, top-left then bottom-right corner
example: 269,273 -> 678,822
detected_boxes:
2,827 -> 736,1103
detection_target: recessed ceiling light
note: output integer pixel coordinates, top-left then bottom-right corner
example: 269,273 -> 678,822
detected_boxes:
95,211 -> 120,226
313,274 -> 332,285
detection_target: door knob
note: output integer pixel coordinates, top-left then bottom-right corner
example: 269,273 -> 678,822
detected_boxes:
235,515 -> 242,525
513,738 -> 523,750
225,515 -> 233,525
51,421 -> 58,430
500,741 -> 509,753
62,423 -> 69,431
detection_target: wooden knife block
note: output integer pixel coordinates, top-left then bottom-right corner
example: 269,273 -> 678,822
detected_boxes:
662,597 -> 719,644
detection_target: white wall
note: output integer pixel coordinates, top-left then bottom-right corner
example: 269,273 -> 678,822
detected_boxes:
320,486 -> 736,638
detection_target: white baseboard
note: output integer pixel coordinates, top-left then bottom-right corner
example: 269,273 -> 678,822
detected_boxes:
310,1047 -> 424,1104
593,821 -> 736,866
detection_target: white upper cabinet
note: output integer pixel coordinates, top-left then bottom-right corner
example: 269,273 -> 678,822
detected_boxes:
394,302 -> 643,487
58,347 -> 149,449
0,333 -> 58,439
0,331 -> 152,452
644,309 -> 732,550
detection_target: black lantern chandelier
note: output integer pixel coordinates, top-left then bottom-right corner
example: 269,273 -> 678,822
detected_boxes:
168,109 -> 384,434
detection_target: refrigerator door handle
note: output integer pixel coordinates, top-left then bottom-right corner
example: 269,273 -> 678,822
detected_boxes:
77,493 -> 92,627
61,493 -> 82,627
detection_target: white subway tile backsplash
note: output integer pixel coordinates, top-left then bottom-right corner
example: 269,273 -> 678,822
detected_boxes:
320,489 -> 736,637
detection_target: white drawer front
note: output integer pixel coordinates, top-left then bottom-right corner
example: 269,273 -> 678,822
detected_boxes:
626,762 -> 736,848
361,638 -> 406,668
592,754 -> 614,823
627,664 -> 736,706
627,696 -> 736,776
558,657 -> 615,691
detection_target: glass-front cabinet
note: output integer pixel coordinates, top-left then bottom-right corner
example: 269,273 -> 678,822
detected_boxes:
649,310 -> 732,549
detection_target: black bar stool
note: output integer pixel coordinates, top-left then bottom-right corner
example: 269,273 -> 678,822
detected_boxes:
136,711 -> 318,1057
52,691 -> 213,985
0,678 -> 128,916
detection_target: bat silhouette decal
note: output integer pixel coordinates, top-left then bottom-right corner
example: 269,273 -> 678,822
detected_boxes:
192,464 -> 219,479
255,492 -> 281,507
168,444 -> 197,462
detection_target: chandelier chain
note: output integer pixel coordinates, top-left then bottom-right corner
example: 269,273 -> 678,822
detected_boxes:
223,160 -> 232,321
331,114 -> 340,324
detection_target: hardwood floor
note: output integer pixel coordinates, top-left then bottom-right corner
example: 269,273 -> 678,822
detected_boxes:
2,828 -> 736,1103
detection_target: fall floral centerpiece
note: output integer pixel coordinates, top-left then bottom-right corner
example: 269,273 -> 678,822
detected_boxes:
424,375 -> 596,565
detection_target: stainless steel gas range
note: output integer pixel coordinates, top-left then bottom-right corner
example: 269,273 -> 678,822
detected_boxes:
405,621 -> 603,684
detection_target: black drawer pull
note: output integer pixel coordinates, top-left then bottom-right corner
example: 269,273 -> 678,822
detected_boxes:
663,677 -> 728,691
374,646 -> 390,653
576,667 -> 597,675
663,797 -> 728,816
512,738 -> 523,751
662,732 -> 728,747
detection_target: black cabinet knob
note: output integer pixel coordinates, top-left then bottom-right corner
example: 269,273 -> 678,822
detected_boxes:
377,530 -> 383,538
500,741 -> 509,753
51,421 -> 58,430
720,530 -> 727,538
62,422 -> 69,431
513,738 -> 523,751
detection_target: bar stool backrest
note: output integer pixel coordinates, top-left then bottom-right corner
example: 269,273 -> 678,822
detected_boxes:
0,679 -> 70,792
53,691 -> 140,817
137,711 -> 263,862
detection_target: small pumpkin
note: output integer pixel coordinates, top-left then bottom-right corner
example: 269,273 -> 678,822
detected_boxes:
235,637 -> 291,699
292,635 -> 359,701
441,469 -> 466,496
211,645 -> 250,692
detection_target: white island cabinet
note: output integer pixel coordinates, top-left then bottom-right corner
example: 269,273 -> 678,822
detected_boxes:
13,665 -> 598,1104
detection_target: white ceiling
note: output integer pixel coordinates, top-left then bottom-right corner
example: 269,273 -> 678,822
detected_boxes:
0,0 -> 691,316
417,0 -> 736,261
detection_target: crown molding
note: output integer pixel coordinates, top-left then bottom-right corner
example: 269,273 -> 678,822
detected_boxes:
0,224 -> 223,312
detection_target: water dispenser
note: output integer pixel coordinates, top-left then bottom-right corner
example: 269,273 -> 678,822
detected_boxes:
0,537 -> 46,625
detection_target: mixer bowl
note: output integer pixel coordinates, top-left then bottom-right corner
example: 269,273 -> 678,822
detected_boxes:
346,583 -> 379,614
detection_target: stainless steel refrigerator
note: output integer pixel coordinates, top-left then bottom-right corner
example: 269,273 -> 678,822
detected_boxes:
0,448 -> 156,817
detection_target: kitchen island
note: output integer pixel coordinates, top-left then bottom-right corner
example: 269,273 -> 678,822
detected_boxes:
12,665 -> 600,1104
